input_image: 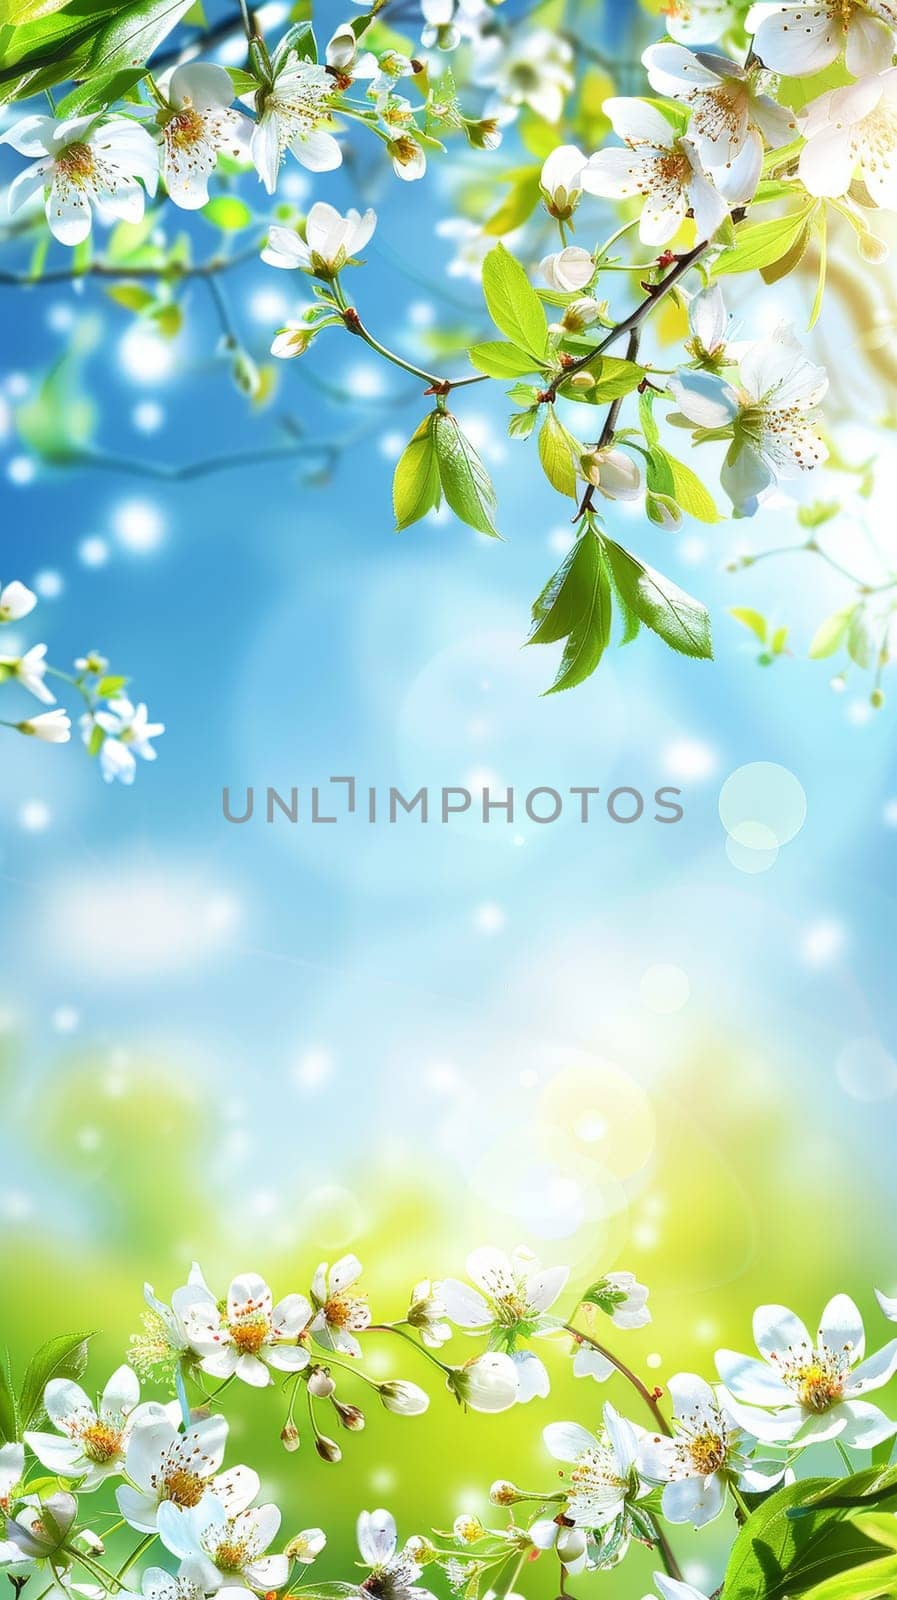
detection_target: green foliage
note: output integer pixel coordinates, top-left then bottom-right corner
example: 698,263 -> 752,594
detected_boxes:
19,1332 -> 94,1433
0,0 -> 196,102
808,607 -> 858,659
468,341 -> 545,380
202,195 -> 254,232
481,244 -> 549,364
528,529 -> 612,693
604,537 -> 712,660
15,348 -> 96,464
722,1477 -> 890,1600
558,353 -> 645,402
717,203 -> 818,276
731,607 -> 790,665
646,445 -> 720,523
0,1346 -> 18,1443
393,410 -> 499,537
537,407 -> 580,500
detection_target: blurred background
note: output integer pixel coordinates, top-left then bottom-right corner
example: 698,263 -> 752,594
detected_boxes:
1,0 -> 897,1593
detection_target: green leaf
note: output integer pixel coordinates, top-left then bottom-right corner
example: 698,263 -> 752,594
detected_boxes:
106,282 -> 156,312
97,674 -> 128,697
723,1477 -> 885,1600
528,532 -> 612,692
537,406 -> 579,500
639,387 -> 660,448
468,340 -> 544,379
848,611 -> 875,670
55,65 -> 145,115
716,204 -> 817,275
802,1467 -> 897,1513
85,0 -> 197,76
0,1347 -> 18,1443
808,607 -> 853,659
760,219 -> 812,285
87,723 -> 106,757
483,170 -> 542,237
15,351 -> 96,463
393,413 -> 441,531
19,1333 -> 94,1433
433,410 -> 499,537
202,195 -> 253,232
854,1514 -> 897,1553
481,243 -> 549,362
604,538 -> 712,659
801,1555 -> 897,1600
508,409 -> 538,440
0,0 -> 70,23
730,607 -> 769,643
664,450 -> 721,522
559,354 -> 645,402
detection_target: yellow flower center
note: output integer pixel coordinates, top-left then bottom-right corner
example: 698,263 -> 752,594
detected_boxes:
213,1538 -> 250,1572
80,1420 -> 123,1463
167,106 -> 205,150
164,1467 -> 206,1507
56,142 -> 96,186
687,1428 -> 728,1476
230,1315 -> 269,1355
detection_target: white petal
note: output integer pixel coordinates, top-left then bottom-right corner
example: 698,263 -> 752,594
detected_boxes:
102,1364 -> 140,1417
662,1472 -> 725,1526
819,1294 -> 865,1360
357,1509 -> 397,1566
542,1421 -> 597,1463
291,129 -> 342,172
752,4 -> 844,74
440,1279 -> 492,1328
846,9 -> 895,72
715,1348 -> 792,1404
846,1338 -> 897,1396
837,1399 -> 897,1448
753,1304 -> 812,1359
170,62 -> 234,110
799,125 -> 856,197
510,1350 -> 550,1402
603,96 -> 676,146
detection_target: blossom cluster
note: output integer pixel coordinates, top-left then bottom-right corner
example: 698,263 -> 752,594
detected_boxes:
0,578 -> 162,783
4,1251 -> 897,1600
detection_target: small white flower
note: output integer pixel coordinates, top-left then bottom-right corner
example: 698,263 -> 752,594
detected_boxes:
388,134 -> 427,181
356,1509 -> 432,1600
407,1280 -> 452,1348
263,202 -> 377,276
158,64 -> 250,210
25,1366 -> 166,1488
747,0 -> 897,77
310,1254 -> 371,1357
447,1352 -> 519,1412
3,1490 -> 78,1565
483,31 -> 574,123
686,283 -> 733,365
17,709 -> 71,743
642,45 -> 797,204
670,328 -> 827,511
180,1272 -> 312,1388
540,144 -> 588,219
139,1567 -> 209,1600
441,1247 -> 568,1401
716,1294 -> 897,1446
582,100 -> 728,246
0,642 -> 55,704
284,1529 -> 327,1564
663,0 -> 732,44
135,1262 -> 214,1370
249,49 -> 341,195
543,1403 -> 645,1530
586,1271 -> 651,1329
87,695 -> 164,785
158,1494 -> 288,1593
653,1577 -> 712,1600
540,246 -> 594,292
270,321 -> 315,359
638,1374 -> 781,1527
116,1416 -> 253,1532
357,50 -> 417,110
579,448 -> 643,501
799,70 -> 897,207
2,114 -> 158,246
0,579 -> 36,622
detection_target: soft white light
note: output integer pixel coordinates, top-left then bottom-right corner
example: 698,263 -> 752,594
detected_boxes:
78,536 -> 109,568
548,527 -> 575,554
33,569 -> 64,599
113,498 -> 165,553
379,431 -> 405,460
7,456 -> 35,485
640,963 -> 691,1014
47,303 -> 75,332
249,287 -> 290,324
291,1049 -> 333,1092
801,919 -> 845,966
52,1005 -> 80,1033
20,800 -> 51,832
663,737 -> 718,780
132,400 -> 164,434
475,902 -> 506,934
345,363 -> 387,399
119,321 -> 178,384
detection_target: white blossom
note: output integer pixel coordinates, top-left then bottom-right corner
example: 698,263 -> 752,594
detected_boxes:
356,1509 -> 432,1600
310,1254 -> 371,1356
543,1404 -> 646,1530
642,45 -> 797,204
179,1273 -> 312,1388
0,1444 -> 24,1516
0,643 -> 55,703
540,246 -> 594,292
0,580 -> 36,622
747,0 -> 897,76
716,1294 -> 897,1446
447,1352 -> 519,1412
482,31 -> 574,123
25,1366 -> 166,1488
158,64 -> 250,210
248,49 -> 341,194
406,1280 -> 452,1348
799,70 -> 897,206
637,1374 -> 782,1527
157,1493 -> 289,1593
582,99 -> 728,246
2,114 -> 158,245
263,202 -> 376,275
663,0 -> 732,45
441,1247 -> 568,1401
579,447 -> 643,501
17,709 -> 71,742
540,144 -> 588,219
116,1416 -> 253,1531
86,696 -> 164,785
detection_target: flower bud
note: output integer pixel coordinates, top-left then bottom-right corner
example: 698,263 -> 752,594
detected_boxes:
453,1514 -> 484,1544
405,1536 -> 437,1565
555,1528 -> 587,1566
378,1379 -> 430,1415
646,492 -> 682,529
561,297 -> 605,333
447,1352 -> 518,1413
464,117 -> 502,151
281,1421 -> 300,1452
307,1367 -> 336,1399
566,372 -> 594,393
314,1433 -> 342,1463
332,1400 -> 365,1431
271,323 -> 315,360
388,137 -> 426,181
489,1480 -> 525,1506
871,687 -> 885,708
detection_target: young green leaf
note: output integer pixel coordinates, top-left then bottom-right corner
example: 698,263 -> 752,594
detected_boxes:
808,607 -> 854,659
468,340 -> 544,380
716,204 -> 817,275
433,410 -> 499,537
665,450 -> 721,523
19,1332 -> 94,1433
0,1347 -> 18,1443
85,0 -> 198,75
528,532 -> 613,692
604,538 -> 712,659
481,243 -> 549,362
730,607 -> 769,643
537,407 -> 579,500
393,414 -> 441,531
